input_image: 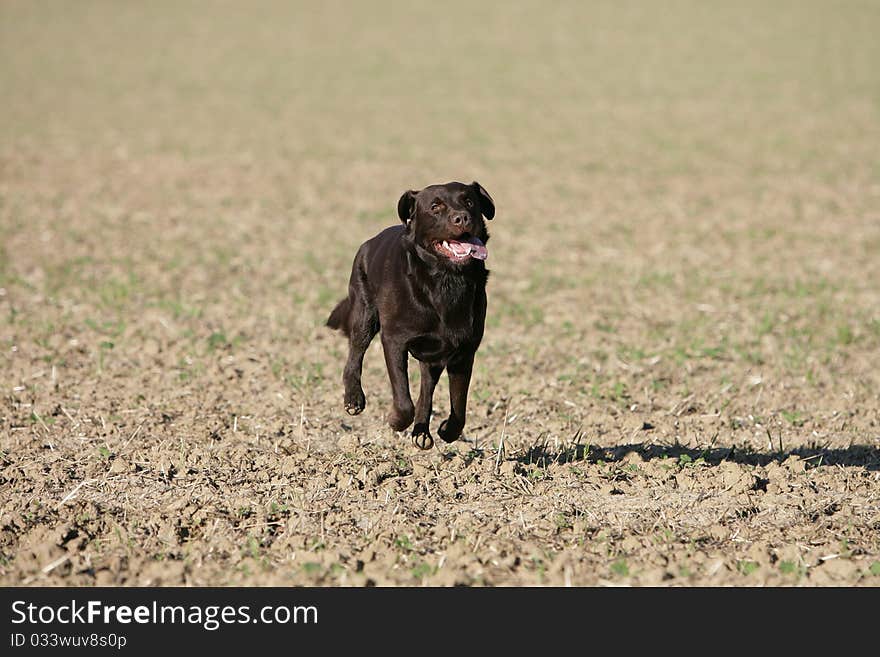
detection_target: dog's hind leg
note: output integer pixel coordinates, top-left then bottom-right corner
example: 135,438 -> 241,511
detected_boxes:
411,362 -> 444,449
342,297 -> 378,416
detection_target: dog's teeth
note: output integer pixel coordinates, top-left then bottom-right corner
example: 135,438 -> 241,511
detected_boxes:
443,241 -> 449,250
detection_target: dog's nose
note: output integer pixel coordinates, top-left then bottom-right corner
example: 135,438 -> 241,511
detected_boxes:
451,214 -> 471,228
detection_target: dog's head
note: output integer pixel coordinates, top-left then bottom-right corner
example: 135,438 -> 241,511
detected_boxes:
397,181 -> 495,267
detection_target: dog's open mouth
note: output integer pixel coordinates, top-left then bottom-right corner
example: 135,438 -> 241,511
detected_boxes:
434,236 -> 488,262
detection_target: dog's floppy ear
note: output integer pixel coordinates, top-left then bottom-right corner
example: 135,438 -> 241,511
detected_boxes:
472,181 -> 495,220
397,190 -> 418,224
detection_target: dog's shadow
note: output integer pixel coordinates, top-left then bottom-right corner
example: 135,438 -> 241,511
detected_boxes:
451,438 -> 880,472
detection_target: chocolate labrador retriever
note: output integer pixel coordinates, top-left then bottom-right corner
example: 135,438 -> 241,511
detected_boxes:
326,181 -> 495,449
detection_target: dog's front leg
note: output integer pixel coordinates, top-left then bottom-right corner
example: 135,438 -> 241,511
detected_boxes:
438,351 -> 474,443
411,362 -> 444,450
381,335 -> 415,431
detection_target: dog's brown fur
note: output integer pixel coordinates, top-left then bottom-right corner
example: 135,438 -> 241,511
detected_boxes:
327,181 -> 495,449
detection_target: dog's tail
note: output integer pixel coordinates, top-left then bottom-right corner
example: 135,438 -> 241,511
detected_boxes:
326,297 -> 351,336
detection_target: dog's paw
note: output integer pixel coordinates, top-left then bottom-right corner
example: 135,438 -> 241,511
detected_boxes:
386,404 -> 414,432
438,419 -> 463,443
411,424 -> 434,450
344,388 -> 366,415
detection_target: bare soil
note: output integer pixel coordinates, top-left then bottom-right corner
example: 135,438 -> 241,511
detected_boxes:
1,1 -> 879,586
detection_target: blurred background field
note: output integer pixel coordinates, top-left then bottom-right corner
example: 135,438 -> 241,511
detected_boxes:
1,1 -> 878,586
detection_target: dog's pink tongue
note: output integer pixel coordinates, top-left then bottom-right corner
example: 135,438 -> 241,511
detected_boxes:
466,236 -> 488,260
446,237 -> 488,260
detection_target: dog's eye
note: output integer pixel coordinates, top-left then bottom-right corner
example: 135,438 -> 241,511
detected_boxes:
465,198 -> 474,208
431,201 -> 444,212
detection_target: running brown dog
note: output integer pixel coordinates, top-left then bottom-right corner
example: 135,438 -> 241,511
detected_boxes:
326,181 -> 495,449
